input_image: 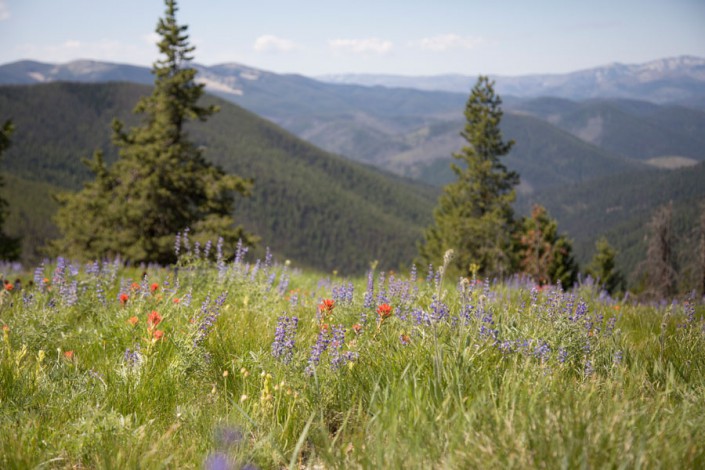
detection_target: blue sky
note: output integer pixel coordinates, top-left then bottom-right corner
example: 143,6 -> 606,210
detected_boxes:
0,0 -> 704,77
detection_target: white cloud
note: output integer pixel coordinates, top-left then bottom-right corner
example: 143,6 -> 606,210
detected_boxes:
143,32 -> 161,46
328,38 -> 393,55
0,0 -> 10,21
253,35 -> 297,53
411,34 -> 486,52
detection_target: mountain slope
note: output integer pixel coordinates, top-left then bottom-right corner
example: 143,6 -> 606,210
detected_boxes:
0,82 -> 438,273
510,98 -> 705,161
384,112 -> 644,191
518,162 -> 705,289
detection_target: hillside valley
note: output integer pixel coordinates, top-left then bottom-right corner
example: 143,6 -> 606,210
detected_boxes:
0,82 -> 437,273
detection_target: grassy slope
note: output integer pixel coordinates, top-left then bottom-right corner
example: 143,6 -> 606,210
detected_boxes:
0,82 -> 438,273
0,257 -> 703,468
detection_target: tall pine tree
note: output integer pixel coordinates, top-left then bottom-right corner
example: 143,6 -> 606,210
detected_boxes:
0,120 -> 21,261
419,76 -> 518,278
51,0 -> 254,264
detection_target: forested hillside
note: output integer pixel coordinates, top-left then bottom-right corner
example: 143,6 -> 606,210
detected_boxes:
0,82 -> 437,273
519,162 -> 705,289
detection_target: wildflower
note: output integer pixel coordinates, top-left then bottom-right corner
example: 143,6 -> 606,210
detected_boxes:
131,282 -> 140,291
3,281 -> 13,291
330,325 -> 357,370
119,293 -> 129,305
127,316 -> 139,326
400,334 -> 411,345
64,350 -> 74,360
318,298 -> 335,314
2,325 -> 8,332
613,350 -> 623,365
150,283 -> 159,293
352,323 -> 362,334
147,310 -> 162,328
272,315 -> 299,364
304,328 -> 331,376
173,297 -> 180,304
377,303 -> 393,319
153,330 -> 165,341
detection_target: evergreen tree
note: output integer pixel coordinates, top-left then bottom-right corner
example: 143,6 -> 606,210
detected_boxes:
641,202 -> 676,299
699,201 -> 705,296
516,205 -> 579,287
585,237 -> 624,295
51,0 -> 254,264
0,120 -> 21,260
419,76 -> 519,278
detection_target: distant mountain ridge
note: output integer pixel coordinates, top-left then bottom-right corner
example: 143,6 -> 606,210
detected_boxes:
319,56 -> 705,104
2,57 -> 704,194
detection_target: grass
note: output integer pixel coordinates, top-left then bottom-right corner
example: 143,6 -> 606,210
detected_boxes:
0,250 -> 703,469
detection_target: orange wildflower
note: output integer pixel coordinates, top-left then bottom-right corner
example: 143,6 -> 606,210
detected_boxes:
4,282 -> 13,292
376,303 -> 393,319
147,310 -> 162,328
150,283 -> 159,293
131,282 -> 140,291
352,323 -> 362,334
127,316 -> 139,326
64,350 -> 74,360
152,330 -> 165,341
318,299 -> 335,314
2,325 -> 9,332
119,293 -> 129,305
173,297 -> 180,304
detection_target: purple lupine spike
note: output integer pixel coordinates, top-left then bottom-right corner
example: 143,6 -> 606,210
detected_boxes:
304,328 -> 331,376
364,269 -> 375,309
272,315 -> 298,364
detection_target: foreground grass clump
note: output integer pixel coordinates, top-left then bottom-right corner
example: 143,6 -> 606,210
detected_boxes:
0,249 -> 704,469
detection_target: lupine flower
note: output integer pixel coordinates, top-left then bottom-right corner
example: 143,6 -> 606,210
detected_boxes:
304,329 -> 330,376
364,270 -> 375,308
613,350 -> 623,365
271,315 -> 298,364
194,292 -> 228,348
329,325 -> 357,370
124,346 -> 141,367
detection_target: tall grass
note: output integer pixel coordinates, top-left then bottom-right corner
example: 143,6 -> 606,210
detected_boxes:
0,251 -> 703,469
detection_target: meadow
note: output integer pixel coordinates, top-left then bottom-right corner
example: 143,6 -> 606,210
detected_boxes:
0,240 -> 703,469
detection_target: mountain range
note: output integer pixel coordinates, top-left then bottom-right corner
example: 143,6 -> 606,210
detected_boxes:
1,56 -> 705,289
319,56 -> 705,104
2,57 -> 704,193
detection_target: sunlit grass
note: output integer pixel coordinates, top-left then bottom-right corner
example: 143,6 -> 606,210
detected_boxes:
0,253 -> 703,469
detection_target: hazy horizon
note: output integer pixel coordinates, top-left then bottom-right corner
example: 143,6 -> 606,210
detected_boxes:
1,0 -> 704,77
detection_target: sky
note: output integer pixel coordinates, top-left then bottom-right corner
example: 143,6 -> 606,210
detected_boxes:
0,0 -> 704,77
